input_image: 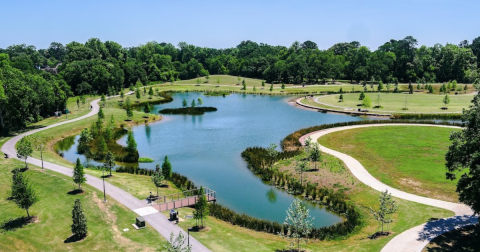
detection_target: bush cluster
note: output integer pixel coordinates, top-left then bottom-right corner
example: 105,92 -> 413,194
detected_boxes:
391,113 -> 462,120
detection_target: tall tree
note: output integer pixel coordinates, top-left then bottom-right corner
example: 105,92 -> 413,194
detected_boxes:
126,132 -> 137,154
283,199 -> 313,252
16,136 -> 33,169
77,128 -> 92,154
194,186 -> 209,228
73,158 -> 86,190
71,198 -> 88,238
446,92 -> 480,214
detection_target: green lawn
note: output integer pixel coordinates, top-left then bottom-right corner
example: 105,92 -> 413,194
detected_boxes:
315,93 -> 473,113
319,125 -> 460,202
0,139 -> 165,251
160,153 -> 453,252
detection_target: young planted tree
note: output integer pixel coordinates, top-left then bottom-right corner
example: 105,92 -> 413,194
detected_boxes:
191,99 -> 196,108
270,84 -> 273,92
197,98 -> 203,106
151,164 -> 164,197
98,106 -> 105,120
16,136 -> 33,169
370,189 -> 397,233
262,80 -> 265,87
281,83 -> 285,89
237,76 -> 241,85
242,79 -> 246,90
409,83 -> 414,94
164,232 -> 191,252
362,96 -> 371,108
339,94 -> 344,102
376,93 -> 382,108
162,156 -> 172,183
216,77 -> 221,87
135,88 -> 141,100
144,102 -> 151,114
104,151 -> 115,177
182,99 -> 187,108
73,158 -> 86,190
194,186 -> 209,228
309,143 -> 322,171
11,171 -> 38,218
76,98 -> 80,108
303,136 -> 313,155
97,136 -> 107,156
378,81 -> 384,92
253,86 -> 256,92
359,91 -> 365,100
205,74 -> 210,83
126,132 -> 137,154
71,198 -> 88,239
148,86 -> 154,98
126,103 -> 133,119
464,84 -> 468,93
120,90 -> 124,99
266,143 -> 278,172
196,78 -> 201,85
283,199 -> 314,252
443,94 -> 450,109
295,160 -> 308,187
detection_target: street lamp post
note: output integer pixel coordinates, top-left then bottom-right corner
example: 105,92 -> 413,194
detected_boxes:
188,227 -> 192,246
102,167 -> 107,202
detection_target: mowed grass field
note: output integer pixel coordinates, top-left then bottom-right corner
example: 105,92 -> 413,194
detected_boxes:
319,125 -> 460,202
315,93 -> 473,113
0,139 -> 165,251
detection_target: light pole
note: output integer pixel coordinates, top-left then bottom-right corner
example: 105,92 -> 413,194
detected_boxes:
187,227 -> 192,246
102,167 -> 107,202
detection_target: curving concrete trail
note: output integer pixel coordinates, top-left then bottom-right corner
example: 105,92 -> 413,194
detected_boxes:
1,96 -> 211,252
299,124 -> 478,252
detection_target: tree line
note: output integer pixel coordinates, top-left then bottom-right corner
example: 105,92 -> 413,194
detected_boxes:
2,36 -> 480,132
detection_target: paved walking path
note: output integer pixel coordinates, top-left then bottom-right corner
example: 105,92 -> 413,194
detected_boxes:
299,123 -> 478,252
1,96 -> 211,252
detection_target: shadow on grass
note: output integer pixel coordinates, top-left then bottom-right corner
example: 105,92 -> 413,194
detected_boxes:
67,189 -> 85,195
424,224 -> 480,252
64,234 -> 86,243
417,215 -> 478,242
0,216 -> 36,233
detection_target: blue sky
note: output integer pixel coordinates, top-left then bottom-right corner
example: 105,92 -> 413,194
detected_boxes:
2,0 -> 479,50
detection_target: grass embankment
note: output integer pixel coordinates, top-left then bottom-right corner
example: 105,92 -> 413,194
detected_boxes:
423,224 -> 480,252
315,93 -> 473,113
319,125 -> 460,202
0,139 -> 165,251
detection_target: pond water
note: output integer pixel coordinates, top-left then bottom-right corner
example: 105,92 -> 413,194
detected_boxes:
57,93 -> 376,227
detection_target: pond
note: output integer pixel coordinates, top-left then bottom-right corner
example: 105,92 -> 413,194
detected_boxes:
57,93 -> 375,227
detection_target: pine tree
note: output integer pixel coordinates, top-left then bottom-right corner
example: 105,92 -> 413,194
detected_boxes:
270,84 -> 273,92
135,88 -> 141,99
182,99 -> 187,108
120,90 -> 124,98
148,86 -> 154,96
97,135 -> 107,156
253,86 -> 256,92
242,79 -> 246,90
262,80 -> 265,87
359,91 -> 365,100
191,99 -> 196,108
339,94 -> 344,102
197,98 -> 203,106
104,151 -> 115,177
98,107 -> 105,120
126,132 -> 137,154
73,158 -> 86,190
71,199 -> 88,238
281,83 -> 285,89
409,83 -> 413,94
162,156 -> 172,181
144,102 -> 151,114
443,94 -> 450,109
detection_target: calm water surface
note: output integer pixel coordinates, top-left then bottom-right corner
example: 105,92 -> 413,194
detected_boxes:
59,93 -> 374,227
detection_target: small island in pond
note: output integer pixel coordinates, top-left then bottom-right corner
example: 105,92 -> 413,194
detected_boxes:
159,107 -> 218,115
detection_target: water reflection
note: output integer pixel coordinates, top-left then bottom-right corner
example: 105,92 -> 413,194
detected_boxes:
266,188 -> 277,203
145,124 -> 151,144
54,135 -> 75,152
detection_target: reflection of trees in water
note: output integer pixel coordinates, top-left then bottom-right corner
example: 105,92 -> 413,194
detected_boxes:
266,188 -> 277,203
54,135 -> 75,152
145,124 -> 151,144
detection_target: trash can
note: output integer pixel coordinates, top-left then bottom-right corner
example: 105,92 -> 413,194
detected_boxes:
136,217 -> 145,228
170,209 -> 177,220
